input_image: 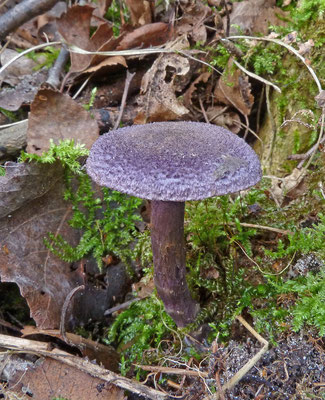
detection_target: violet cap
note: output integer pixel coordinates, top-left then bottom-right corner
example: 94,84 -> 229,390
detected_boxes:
86,121 -> 262,201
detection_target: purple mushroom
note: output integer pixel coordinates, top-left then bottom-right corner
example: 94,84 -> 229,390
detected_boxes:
86,121 -> 261,327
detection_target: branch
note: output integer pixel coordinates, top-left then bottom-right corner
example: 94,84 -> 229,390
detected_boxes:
0,0 -> 61,41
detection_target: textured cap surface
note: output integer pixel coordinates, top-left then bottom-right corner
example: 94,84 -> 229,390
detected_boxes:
86,121 -> 262,201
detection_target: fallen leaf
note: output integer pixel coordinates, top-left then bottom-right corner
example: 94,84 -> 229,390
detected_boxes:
56,5 -> 115,73
26,88 -> 99,155
83,55 -> 127,73
125,0 -> 152,26
8,357 -> 125,400
22,327 -> 120,371
0,69 -> 48,111
315,91 -> 325,108
135,53 -> 190,123
177,2 -> 211,43
0,49 -> 41,86
183,71 -> 211,108
0,161 -> 63,218
214,59 -> 254,117
132,277 -> 155,299
298,39 -> 314,55
228,0 -> 287,35
0,162 -> 83,329
117,22 -> 172,50
206,106 -> 241,133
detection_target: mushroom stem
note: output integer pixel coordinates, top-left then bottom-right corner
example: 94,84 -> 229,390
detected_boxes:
150,200 -> 200,327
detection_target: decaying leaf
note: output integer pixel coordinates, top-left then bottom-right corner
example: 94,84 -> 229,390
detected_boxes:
83,55 -> 127,73
125,0 -> 152,26
228,0 -> 287,35
183,71 -> 211,108
315,91 -> 325,108
0,162 -> 83,329
26,88 -> 99,155
135,53 -> 190,123
56,5 -> 120,73
117,22 -> 172,50
0,69 -> 47,111
22,327 -> 119,371
8,357 -> 125,400
214,59 -> 254,117
206,106 -> 241,133
0,161 -> 63,218
177,2 -> 211,44
298,39 -> 314,56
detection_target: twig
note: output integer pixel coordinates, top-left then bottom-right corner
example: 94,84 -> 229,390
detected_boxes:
225,36 -> 322,93
60,285 -> 85,345
0,0 -> 61,41
0,334 -> 169,400
265,85 -> 277,167
114,70 -> 135,130
228,221 -> 293,236
221,0 -> 230,37
104,297 -> 140,315
46,46 -> 70,89
214,316 -> 268,399
232,59 -> 281,93
199,97 -> 209,123
135,364 -> 209,378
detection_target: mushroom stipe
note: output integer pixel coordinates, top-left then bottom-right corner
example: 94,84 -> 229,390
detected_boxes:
87,121 -> 262,327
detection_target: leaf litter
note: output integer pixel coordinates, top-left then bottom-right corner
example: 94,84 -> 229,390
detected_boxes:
0,0 -> 325,399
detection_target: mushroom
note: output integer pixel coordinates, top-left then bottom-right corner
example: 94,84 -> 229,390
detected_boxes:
86,121 -> 261,327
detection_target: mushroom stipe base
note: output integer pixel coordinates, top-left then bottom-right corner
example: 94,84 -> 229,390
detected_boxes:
151,200 -> 200,327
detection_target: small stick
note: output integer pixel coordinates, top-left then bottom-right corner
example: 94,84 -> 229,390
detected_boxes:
199,97 -> 209,123
104,297 -> 140,316
113,70 -> 135,130
46,46 -> 70,89
135,364 -> 209,378
60,285 -> 85,345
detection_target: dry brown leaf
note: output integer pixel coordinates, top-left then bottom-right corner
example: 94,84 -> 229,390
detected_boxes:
177,2 -> 211,43
56,5 -> 115,73
298,39 -> 314,55
125,0 -> 152,26
22,327 -> 119,371
228,0 -> 287,35
183,71 -> 211,108
206,106 -> 241,133
315,91 -> 325,108
83,55 -> 127,73
0,69 -> 47,111
214,59 -> 254,117
8,357 -> 125,400
117,22 -> 172,50
0,163 -> 83,329
26,88 -> 99,155
135,53 -> 190,123
132,277 -> 155,299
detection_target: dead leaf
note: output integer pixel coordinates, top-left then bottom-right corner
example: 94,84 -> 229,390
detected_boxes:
83,55 -> 127,73
132,277 -> 155,299
228,0 -> 287,35
0,161 -> 63,218
0,49 -> 41,86
0,162 -> 83,329
206,106 -> 241,133
315,91 -> 325,108
22,327 -> 120,371
0,69 -> 48,111
183,71 -> 211,108
177,2 -> 211,43
117,22 -> 172,50
298,39 -> 314,55
214,59 -> 254,117
8,357 -> 125,400
26,88 -> 99,155
56,5 -> 115,73
125,0 -> 152,26
135,53 -> 190,123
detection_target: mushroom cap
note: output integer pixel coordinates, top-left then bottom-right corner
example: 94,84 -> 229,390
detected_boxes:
86,121 -> 262,201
